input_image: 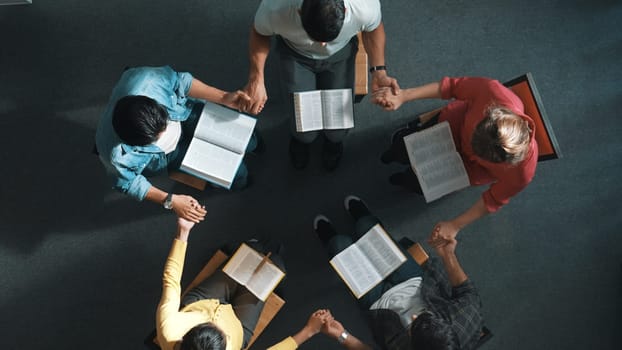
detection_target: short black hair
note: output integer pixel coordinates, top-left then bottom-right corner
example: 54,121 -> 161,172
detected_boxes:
180,322 -> 227,350
300,0 -> 345,42
112,95 -> 169,146
409,312 -> 458,350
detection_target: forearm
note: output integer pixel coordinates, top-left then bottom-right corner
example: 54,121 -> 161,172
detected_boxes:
291,326 -> 317,347
439,251 -> 468,287
248,27 -> 271,82
362,23 -> 387,67
145,185 -> 168,206
451,197 -> 489,231
399,82 -> 442,103
188,78 -> 227,104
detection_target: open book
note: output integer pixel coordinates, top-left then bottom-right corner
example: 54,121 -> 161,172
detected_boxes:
222,243 -> 285,302
179,102 -> 256,189
329,224 -> 407,299
403,121 -> 470,202
293,88 -> 354,132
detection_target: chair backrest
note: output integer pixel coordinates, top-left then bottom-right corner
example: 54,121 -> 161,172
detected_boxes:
503,73 -> 561,161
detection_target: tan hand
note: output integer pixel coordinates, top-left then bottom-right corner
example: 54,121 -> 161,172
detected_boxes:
171,195 -> 207,223
242,80 -> 268,115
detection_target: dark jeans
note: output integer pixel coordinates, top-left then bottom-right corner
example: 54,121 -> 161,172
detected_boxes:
277,36 -> 358,144
327,215 -> 423,309
181,244 -> 285,348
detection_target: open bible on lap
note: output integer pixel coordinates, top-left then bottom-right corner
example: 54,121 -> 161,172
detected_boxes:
293,88 -> 354,132
330,224 -> 407,299
222,243 -> 285,302
403,121 -> 470,202
179,102 -> 256,189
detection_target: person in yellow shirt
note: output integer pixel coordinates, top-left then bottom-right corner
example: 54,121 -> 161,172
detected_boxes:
156,216 -> 286,350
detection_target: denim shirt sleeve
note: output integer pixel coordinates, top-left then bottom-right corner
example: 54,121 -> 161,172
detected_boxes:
107,144 -> 156,201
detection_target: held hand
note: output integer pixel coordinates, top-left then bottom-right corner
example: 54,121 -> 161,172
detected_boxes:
171,195 -> 207,223
222,90 -> 252,111
428,221 -> 459,253
371,87 -> 403,111
321,318 -> 345,339
242,79 -> 268,115
371,71 -> 400,96
304,309 -> 331,336
176,216 -> 195,239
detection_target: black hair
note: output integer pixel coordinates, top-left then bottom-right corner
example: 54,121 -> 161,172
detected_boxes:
409,312 -> 458,350
300,0 -> 345,42
112,95 -> 169,146
180,322 -> 227,350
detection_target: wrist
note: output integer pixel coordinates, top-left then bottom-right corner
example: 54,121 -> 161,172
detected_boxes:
336,329 -> 349,344
369,65 -> 387,74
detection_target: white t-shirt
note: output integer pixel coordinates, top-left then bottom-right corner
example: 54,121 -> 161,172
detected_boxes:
254,0 -> 381,59
370,277 -> 427,328
154,120 -> 182,154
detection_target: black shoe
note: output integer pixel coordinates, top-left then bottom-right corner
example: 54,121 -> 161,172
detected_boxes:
289,137 -> 310,170
344,195 -> 371,220
389,170 -> 423,195
322,139 -> 343,171
313,215 -> 337,244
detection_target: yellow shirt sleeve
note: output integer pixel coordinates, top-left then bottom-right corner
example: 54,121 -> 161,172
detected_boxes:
156,239 -> 187,348
267,336 -> 298,350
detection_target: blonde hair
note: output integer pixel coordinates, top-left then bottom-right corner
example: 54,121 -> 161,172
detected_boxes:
471,107 -> 531,164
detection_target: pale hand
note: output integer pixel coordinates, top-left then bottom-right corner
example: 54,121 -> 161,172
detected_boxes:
176,216 -> 195,233
222,90 -> 252,111
242,79 -> 268,115
171,194 -> 207,223
371,87 -> 404,111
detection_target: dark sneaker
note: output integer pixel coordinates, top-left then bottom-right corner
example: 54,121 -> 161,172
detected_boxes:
389,170 -> 423,195
344,195 -> 371,220
289,137 -> 310,170
321,140 -> 343,171
313,215 -> 337,244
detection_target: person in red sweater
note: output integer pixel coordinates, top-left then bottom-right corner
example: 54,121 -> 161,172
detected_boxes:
373,77 -> 538,246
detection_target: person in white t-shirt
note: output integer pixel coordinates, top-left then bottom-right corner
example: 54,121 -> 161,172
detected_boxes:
241,0 -> 400,171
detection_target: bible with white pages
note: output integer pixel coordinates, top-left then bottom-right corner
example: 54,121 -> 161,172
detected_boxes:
329,224 -> 407,299
222,243 -> 285,302
179,102 -> 256,189
293,88 -> 354,132
403,121 -> 470,202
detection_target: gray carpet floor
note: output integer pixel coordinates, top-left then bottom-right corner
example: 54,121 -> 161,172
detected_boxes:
1,0 -> 621,349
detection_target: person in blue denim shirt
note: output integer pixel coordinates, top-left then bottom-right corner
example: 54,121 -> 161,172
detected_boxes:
95,66 -> 253,222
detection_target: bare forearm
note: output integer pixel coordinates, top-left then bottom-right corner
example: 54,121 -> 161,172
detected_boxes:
145,186 -> 168,205
248,27 -> 271,81
451,197 -> 489,231
291,326 -> 317,346
440,251 -> 468,287
400,82 -> 442,103
188,78 -> 227,104
362,22 -> 387,67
